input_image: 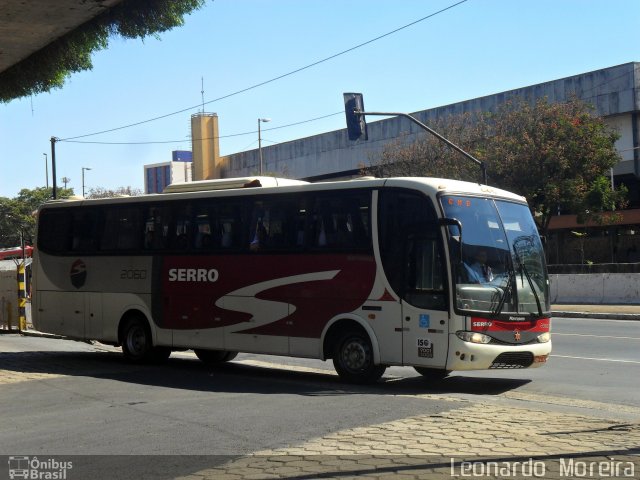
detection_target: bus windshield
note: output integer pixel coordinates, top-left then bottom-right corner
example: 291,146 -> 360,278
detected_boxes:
441,195 -> 549,318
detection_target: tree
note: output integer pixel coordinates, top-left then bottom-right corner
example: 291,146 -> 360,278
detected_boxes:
362,112 -> 485,183
481,98 -> 624,234
0,0 -> 205,102
86,186 -> 143,199
365,97 -> 625,235
0,187 -> 74,247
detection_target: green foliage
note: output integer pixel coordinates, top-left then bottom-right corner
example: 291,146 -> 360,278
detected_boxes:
86,186 -> 143,199
0,187 -> 73,247
362,113 -> 485,183
0,0 -> 205,102
484,98 -> 623,233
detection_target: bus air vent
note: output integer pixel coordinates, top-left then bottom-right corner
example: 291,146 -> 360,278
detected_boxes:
489,352 -> 534,369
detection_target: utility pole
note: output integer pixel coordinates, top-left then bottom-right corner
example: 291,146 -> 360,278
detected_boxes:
43,153 -> 49,188
50,137 -> 58,199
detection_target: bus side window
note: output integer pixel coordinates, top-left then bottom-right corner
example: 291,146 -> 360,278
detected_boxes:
405,234 -> 446,310
172,204 -> 192,250
144,206 -> 170,251
38,210 -> 72,254
101,208 -> 142,251
379,189 -> 447,310
193,204 -> 215,250
311,193 -> 371,251
71,210 -> 100,252
117,208 -> 142,250
248,198 -> 298,252
215,201 -> 243,250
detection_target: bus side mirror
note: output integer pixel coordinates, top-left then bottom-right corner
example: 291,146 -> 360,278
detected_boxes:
439,217 -> 463,264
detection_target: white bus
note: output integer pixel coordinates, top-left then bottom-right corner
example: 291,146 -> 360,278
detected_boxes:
33,176 -> 551,383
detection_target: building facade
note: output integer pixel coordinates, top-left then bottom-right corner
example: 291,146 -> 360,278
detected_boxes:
144,150 -> 193,194
220,62 -> 639,199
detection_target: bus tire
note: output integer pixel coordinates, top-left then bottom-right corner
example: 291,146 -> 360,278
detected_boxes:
121,316 -> 154,363
332,329 -> 386,384
150,346 -> 171,362
194,349 -> 237,364
222,351 -> 238,362
414,367 -> 450,380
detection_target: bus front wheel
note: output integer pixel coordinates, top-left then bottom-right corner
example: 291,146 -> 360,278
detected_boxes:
121,316 -> 168,363
332,330 -> 386,384
194,349 -> 238,364
414,367 -> 450,381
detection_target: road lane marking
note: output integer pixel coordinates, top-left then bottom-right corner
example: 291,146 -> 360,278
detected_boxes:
551,354 -> 640,364
555,317 -> 640,324
553,333 -> 640,340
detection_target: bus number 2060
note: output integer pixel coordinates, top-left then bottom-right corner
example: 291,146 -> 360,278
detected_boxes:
121,269 -> 147,280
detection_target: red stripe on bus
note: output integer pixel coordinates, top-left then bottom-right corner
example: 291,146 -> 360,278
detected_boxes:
470,317 -> 550,332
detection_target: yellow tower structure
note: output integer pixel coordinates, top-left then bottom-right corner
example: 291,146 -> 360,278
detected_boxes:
191,113 -> 222,180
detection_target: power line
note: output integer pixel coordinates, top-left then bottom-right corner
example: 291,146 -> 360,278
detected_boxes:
59,111 -> 343,145
59,0 -> 469,141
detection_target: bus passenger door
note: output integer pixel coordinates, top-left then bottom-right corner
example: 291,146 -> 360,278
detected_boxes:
84,292 -> 103,340
401,234 -> 449,368
38,291 -> 85,339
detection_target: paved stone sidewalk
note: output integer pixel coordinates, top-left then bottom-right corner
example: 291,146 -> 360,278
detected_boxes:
178,402 -> 640,479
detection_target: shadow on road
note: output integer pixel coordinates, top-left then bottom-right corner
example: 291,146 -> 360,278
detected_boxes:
0,346 -> 530,397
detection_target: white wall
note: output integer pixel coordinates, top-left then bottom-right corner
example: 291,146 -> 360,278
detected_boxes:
550,273 -> 640,304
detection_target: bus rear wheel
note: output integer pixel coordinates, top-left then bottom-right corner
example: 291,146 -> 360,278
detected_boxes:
414,367 -> 450,381
194,349 -> 238,364
122,317 -> 157,362
332,330 -> 386,384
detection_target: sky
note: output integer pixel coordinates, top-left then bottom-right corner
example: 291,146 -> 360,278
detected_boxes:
1,0 -> 639,198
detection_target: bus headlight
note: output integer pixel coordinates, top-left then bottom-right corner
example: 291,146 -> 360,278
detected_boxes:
456,331 -> 491,344
537,332 -> 551,343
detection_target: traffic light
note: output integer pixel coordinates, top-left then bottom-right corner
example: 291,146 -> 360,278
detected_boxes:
343,93 -> 368,141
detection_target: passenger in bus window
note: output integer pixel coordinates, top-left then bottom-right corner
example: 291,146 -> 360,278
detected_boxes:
221,222 -> 233,247
250,218 -> 267,251
465,250 -> 493,283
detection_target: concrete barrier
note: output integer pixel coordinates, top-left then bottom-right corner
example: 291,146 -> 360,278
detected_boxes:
550,273 -> 640,304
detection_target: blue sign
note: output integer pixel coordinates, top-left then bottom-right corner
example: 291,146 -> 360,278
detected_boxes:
419,314 -> 430,328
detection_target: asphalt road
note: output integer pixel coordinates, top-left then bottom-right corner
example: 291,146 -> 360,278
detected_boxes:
438,317 -> 640,409
0,335 -> 452,456
1,315 -> 638,478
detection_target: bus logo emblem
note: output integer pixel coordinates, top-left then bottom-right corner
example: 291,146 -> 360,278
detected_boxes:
514,329 -> 521,342
70,259 -> 87,289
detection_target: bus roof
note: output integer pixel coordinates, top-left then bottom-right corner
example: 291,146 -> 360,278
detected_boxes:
163,176 -> 308,193
39,176 -> 526,210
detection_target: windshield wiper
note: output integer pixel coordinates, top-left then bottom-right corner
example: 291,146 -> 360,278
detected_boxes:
513,247 -> 543,317
491,266 -> 515,316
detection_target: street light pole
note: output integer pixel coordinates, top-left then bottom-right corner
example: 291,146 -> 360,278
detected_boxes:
43,153 -> 49,188
82,167 -> 92,198
50,137 -> 58,199
258,118 -> 271,175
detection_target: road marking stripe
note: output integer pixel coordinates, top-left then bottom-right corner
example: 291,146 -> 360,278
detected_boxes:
553,333 -> 640,340
551,354 -> 640,364
556,317 -> 640,324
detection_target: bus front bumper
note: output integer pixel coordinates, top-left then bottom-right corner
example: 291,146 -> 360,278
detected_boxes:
446,334 -> 552,371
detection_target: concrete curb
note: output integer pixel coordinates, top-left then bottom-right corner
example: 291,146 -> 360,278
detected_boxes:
20,329 -> 66,340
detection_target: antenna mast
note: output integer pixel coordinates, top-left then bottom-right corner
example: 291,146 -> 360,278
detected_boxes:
201,77 -> 205,113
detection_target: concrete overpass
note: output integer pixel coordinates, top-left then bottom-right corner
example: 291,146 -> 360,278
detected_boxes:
0,0 -> 122,75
